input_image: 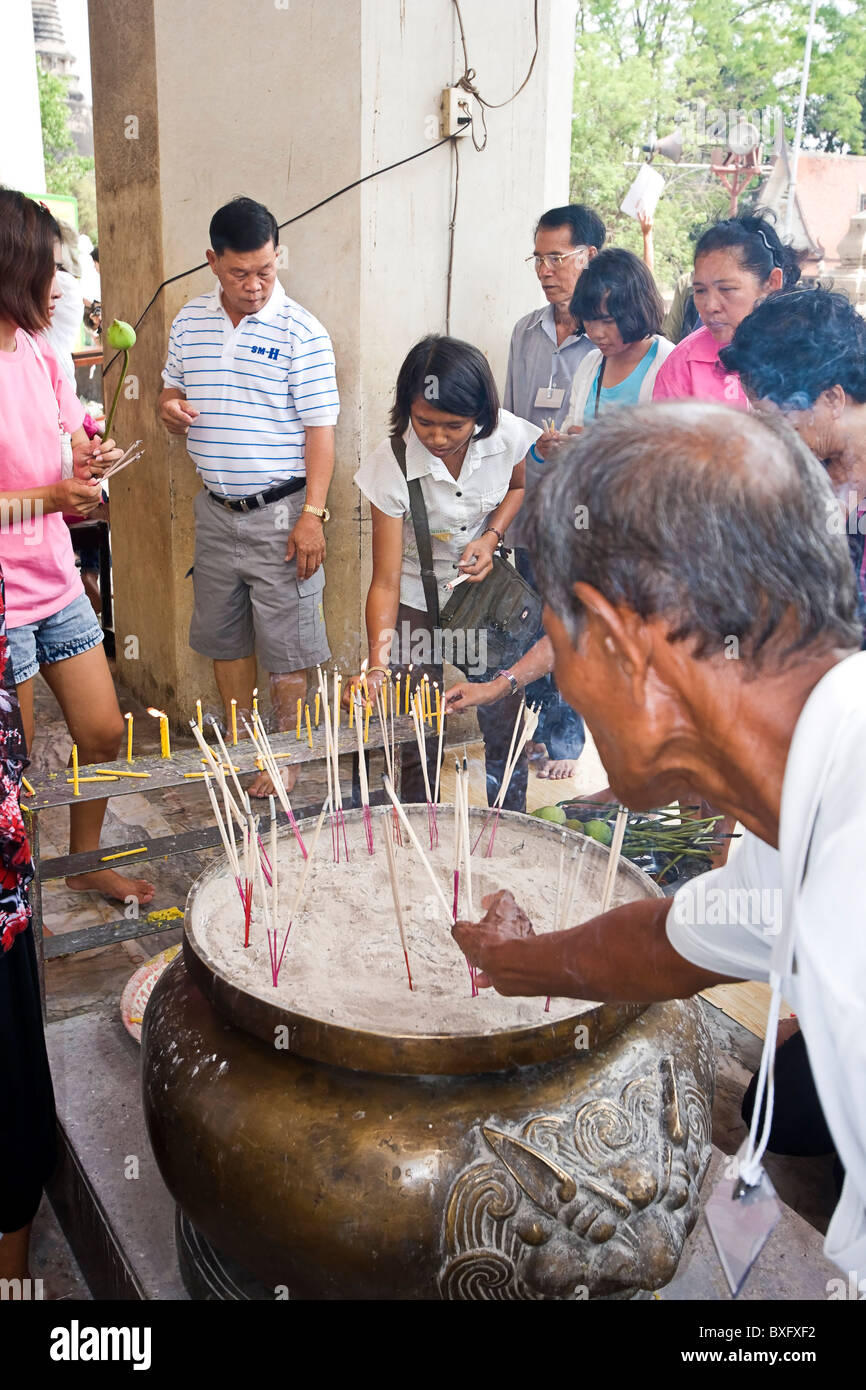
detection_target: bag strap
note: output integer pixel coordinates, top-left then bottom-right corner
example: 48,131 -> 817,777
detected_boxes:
390,435 -> 441,626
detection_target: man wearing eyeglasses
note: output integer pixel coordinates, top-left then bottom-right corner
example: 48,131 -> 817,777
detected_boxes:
502,205 -> 605,780
504,205 -> 606,434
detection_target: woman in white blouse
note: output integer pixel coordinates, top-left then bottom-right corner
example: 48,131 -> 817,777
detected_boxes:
353,335 -> 541,808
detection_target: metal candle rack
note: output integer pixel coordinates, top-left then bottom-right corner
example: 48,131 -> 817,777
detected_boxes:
21,719 -> 412,1014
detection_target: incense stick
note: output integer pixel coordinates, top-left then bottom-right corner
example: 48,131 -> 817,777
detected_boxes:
381,809 -> 413,989
382,776 -> 452,924
600,806 -> 628,914
273,799 -> 329,984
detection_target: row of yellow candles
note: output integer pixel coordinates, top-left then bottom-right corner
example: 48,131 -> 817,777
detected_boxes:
67,671 -> 444,794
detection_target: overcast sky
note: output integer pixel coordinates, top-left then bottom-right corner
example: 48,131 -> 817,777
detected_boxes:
57,0 -> 92,106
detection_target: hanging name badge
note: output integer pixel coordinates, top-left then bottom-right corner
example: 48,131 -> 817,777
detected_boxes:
534,387 -> 564,410
704,1139 -> 782,1296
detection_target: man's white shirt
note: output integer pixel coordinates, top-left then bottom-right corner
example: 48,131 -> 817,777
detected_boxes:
162,281 -> 339,498
668,651 -> 866,1276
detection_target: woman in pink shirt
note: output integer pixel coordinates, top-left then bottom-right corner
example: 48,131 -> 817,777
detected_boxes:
653,215 -> 801,409
0,191 -> 153,905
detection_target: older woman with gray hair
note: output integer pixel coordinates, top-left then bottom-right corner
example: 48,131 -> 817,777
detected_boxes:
453,402 -> 866,1282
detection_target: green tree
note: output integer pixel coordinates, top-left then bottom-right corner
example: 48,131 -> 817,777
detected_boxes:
36,63 -> 97,238
572,0 -> 866,290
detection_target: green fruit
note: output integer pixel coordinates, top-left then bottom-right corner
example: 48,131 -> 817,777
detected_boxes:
565,820 -> 584,832
106,318 -> 137,350
531,805 -> 566,824
584,818 -> 613,845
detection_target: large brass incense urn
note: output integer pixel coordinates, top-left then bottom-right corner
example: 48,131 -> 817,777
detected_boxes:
142,808 -> 715,1301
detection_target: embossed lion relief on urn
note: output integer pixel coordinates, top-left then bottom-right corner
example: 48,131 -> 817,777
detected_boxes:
440,1055 -> 712,1300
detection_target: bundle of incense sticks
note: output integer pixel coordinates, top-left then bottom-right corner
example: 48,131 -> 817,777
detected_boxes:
545,837 -> 590,1012
316,666 -> 349,862
409,688 -> 437,849
191,717 -> 275,885
472,700 -> 541,856
380,808 -> 413,990
240,715 -> 307,859
453,756 -> 478,996
353,691 -> 374,855
99,438 -> 144,482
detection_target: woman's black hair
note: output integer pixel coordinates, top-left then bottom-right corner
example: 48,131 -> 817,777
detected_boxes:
694,212 -> 801,290
719,287 -> 866,409
390,335 -> 500,439
569,247 -> 664,343
0,188 -> 61,333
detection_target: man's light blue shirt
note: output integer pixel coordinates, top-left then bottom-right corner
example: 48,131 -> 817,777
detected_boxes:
503,303 -> 594,431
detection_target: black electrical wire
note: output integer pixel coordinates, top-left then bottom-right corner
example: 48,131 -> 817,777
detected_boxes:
103,134 -> 454,377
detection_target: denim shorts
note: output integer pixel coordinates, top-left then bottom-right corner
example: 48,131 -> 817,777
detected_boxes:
6,590 -> 104,684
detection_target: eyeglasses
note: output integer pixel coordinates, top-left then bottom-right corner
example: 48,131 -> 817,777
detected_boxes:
525,247 -> 588,271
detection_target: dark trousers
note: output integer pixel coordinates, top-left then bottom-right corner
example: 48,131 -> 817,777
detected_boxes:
0,926 -> 57,1232
514,548 -> 585,762
741,1029 -> 844,1194
391,604 -> 528,812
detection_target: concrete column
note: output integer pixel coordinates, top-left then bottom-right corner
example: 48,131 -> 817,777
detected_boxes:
89,0 -> 576,725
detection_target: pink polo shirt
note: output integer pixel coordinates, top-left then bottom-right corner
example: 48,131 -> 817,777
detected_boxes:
652,325 -> 747,410
0,331 -> 85,627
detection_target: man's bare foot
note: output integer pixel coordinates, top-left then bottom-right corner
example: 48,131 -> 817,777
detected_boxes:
65,869 -> 155,905
527,741 -> 580,780
247,764 -> 298,799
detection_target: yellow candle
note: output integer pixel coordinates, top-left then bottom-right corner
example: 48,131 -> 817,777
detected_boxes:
349,694 -> 355,728
305,704 -> 313,748
314,692 -> 320,726
406,666 -> 413,714
435,684 -> 441,733
364,701 -> 371,743
424,676 -> 432,724
296,697 -> 302,739
161,715 -> 170,759
395,674 -> 401,718
125,711 -> 133,763
382,678 -> 388,719
196,699 -> 203,734
72,743 -> 79,795
231,699 -> 238,746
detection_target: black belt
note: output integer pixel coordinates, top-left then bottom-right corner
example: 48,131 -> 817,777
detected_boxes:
208,476 -> 305,513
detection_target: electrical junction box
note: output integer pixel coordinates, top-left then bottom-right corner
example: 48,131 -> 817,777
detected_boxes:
440,87 -> 472,138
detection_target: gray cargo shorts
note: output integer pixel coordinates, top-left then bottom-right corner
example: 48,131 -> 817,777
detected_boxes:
189,487 -> 331,673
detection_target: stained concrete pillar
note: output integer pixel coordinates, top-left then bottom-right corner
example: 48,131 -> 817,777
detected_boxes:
88,0 -> 576,725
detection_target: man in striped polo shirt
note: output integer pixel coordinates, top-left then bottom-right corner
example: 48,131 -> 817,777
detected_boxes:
159,197 -> 338,795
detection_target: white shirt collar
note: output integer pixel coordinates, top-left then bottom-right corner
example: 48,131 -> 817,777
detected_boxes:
403,419 -> 508,482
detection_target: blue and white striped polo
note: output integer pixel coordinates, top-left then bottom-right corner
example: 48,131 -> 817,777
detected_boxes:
162,281 -> 340,498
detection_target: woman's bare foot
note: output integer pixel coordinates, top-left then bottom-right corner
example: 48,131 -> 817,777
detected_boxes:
247,764 -> 298,800
65,868 -> 155,905
527,741 -> 580,780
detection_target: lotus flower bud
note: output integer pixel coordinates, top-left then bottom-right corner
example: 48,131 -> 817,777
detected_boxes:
106,319 -> 137,350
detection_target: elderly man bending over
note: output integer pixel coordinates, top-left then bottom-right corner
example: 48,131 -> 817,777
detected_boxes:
454,403 -> 866,1280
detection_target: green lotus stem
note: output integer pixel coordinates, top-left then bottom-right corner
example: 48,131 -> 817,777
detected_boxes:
102,319 -> 137,440
103,347 -> 128,440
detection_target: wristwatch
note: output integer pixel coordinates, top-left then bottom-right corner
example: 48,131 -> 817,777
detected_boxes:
302,504 -> 330,522
497,668 -> 519,695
